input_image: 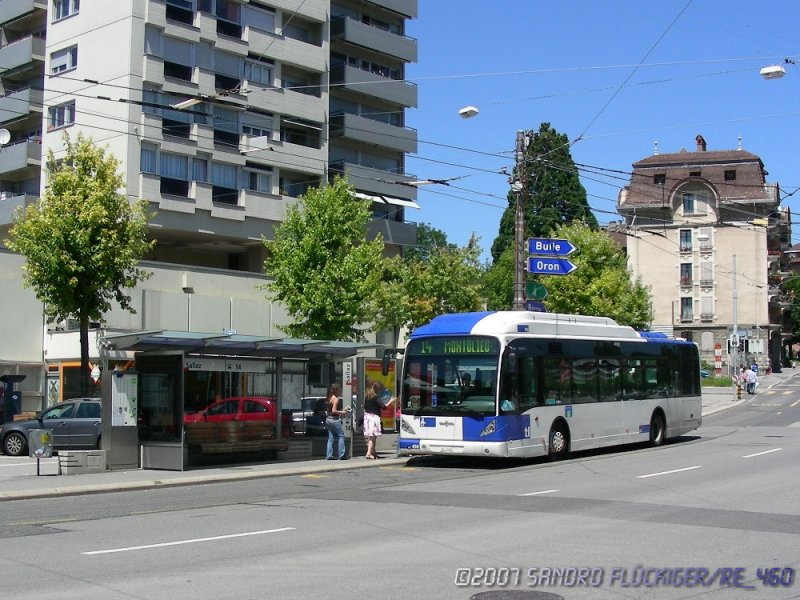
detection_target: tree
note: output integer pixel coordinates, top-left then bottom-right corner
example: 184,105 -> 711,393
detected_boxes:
375,236 -> 484,333
539,222 -> 653,329
491,122 -> 598,262
7,133 -> 153,395
403,222 -> 454,263
483,245 -> 514,310
263,176 -> 385,342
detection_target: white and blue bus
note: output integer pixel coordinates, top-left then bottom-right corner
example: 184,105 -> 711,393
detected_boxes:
396,311 -> 701,459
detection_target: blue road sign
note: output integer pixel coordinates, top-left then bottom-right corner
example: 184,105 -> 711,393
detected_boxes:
527,238 -> 576,256
525,300 -> 547,312
527,257 -> 578,275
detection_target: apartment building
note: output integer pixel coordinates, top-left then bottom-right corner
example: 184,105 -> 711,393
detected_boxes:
616,135 -> 791,372
0,0 -> 418,411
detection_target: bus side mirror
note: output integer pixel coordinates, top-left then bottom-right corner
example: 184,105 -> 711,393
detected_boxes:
382,348 -> 405,376
505,349 -> 518,375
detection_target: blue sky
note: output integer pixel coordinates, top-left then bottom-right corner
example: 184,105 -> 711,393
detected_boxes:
404,1 -> 800,262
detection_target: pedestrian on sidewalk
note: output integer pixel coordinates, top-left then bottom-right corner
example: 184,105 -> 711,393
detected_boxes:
325,383 -> 349,460
363,382 -> 394,459
746,365 -> 758,395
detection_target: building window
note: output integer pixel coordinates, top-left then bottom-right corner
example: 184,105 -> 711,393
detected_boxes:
192,157 -> 208,182
215,0 -> 242,37
653,173 -> 665,185
724,169 -> 736,181
211,162 -> 238,203
680,298 -> 693,321
681,331 -> 693,342
53,0 -> 79,22
679,229 -> 692,252
163,37 -> 194,82
159,152 -> 190,196
242,168 -> 272,193
689,170 -> 701,177
700,262 -> 712,285
48,101 -> 75,129
243,4 -> 275,33
166,0 -> 194,25
700,296 -> 713,319
680,263 -> 692,286
140,143 -> 157,173
244,60 -> 273,86
682,192 -> 695,214
50,46 -> 78,75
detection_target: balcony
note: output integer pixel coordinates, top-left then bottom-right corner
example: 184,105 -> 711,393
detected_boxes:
367,218 -> 417,247
331,16 -> 417,63
0,87 -> 42,125
368,0 -> 417,18
329,112 -> 417,154
0,139 -> 41,177
331,62 -> 417,108
0,192 -> 37,226
329,160 -> 416,201
0,0 -> 46,27
0,35 -> 45,76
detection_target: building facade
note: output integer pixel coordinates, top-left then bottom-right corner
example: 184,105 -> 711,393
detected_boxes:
0,0 -> 418,411
616,135 -> 791,372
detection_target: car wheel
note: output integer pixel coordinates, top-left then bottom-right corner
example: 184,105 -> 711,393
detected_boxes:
548,423 -> 569,461
649,412 -> 666,447
4,432 -> 28,457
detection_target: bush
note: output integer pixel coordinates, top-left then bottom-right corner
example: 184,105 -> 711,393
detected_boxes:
701,375 -> 733,387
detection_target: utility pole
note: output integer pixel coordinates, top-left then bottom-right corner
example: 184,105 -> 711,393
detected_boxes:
512,130 -> 528,310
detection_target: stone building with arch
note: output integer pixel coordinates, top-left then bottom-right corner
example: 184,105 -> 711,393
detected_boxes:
617,135 -> 792,373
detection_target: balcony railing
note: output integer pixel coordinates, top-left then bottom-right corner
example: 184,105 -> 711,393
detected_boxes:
680,277 -> 692,287
679,244 -> 692,253
680,313 -> 693,322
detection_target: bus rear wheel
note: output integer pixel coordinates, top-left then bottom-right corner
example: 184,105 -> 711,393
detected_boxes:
649,412 -> 665,447
548,423 -> 569,461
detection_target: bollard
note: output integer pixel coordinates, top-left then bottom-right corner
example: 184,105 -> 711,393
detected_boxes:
736,384 -> 742,400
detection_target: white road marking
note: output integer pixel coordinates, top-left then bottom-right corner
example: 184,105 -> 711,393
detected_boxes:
791,399 -> 800,408
636,466 -> 702,479
518,489 -> 559,496
743,448 -> 782,459
82,527 -> 295,555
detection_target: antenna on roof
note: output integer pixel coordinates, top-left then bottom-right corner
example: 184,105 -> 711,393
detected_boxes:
653,141 -> 659,155
737,134 -> 743,151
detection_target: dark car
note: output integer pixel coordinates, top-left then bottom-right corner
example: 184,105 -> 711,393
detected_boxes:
0,398 -> 102,457
291,396 -> 327,436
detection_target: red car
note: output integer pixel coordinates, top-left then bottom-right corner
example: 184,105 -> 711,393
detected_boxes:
184,396 -> 291,433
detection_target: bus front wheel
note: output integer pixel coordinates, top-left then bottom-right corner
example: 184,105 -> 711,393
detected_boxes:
548,423 -> 569,461
649,412 -> 665,447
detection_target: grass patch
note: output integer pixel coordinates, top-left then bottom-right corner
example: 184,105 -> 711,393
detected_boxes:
701,375 -> 734,387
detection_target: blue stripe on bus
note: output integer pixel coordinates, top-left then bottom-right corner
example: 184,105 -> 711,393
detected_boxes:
463,414 -> 530,442
409,311 -> 496,338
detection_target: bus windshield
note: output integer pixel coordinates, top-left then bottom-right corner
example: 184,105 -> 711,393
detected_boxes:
402,336 -> 501,417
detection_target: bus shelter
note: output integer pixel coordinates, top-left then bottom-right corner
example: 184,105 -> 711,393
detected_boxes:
98,330 -> 373,471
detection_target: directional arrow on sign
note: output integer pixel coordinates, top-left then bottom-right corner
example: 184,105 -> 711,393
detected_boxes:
527,237 -> 576,256
527,257 -> 578,275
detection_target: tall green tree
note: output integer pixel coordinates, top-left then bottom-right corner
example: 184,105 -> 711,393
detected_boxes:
483,245 -> 514,310
7,134 -> 153,395
541,222 -> 653,329
263,176 -> 385,342
375,236 -> 484,333
403,222 -> 454,263
491,122 -> 598,262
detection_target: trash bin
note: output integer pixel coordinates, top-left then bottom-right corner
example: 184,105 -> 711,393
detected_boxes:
29,429 -> 53,458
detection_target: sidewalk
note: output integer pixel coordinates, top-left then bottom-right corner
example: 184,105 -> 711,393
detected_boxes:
1,367 -> 795,502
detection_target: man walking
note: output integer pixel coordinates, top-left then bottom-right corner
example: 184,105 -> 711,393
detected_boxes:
745,365 -> 758,395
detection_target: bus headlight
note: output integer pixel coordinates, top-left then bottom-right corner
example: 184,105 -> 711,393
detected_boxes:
479,420 -> 496,437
